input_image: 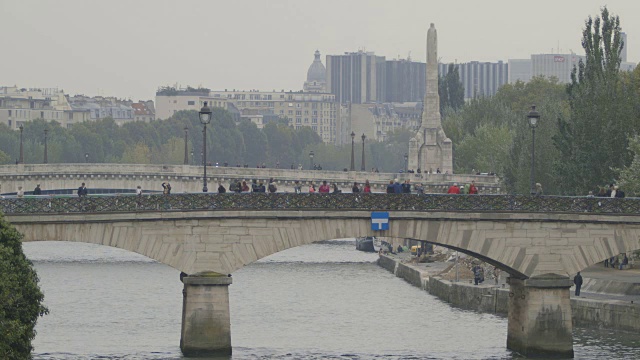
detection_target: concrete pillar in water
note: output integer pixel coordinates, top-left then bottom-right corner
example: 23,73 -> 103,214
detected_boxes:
507,274 -> 574,358
180,275 -> 232,356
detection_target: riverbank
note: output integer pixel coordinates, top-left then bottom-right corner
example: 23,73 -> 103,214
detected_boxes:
377,253 -> 640,332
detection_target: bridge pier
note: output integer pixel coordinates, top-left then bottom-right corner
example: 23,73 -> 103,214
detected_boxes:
507,274 -> 574,358
180,275 -> 232,357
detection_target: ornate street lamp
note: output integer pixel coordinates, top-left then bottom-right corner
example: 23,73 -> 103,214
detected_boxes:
404,153 -> 408,173
309,150 -> 314,170
350,131 -> 356,171
85,152 -> 89,163
360,133 -> 366,171
19,125 -> 24,164
527,105 -> 540,195
199,102 -> 212,192
183,126 -> 189,165
44,128 -> 48,164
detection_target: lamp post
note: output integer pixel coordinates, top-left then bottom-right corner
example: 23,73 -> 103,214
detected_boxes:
350,131 -> 355,171
19,125 -> 24,164
85,152 -> 89,163
43,128 -> 48,164
404,153 -> 408,173
183,126 -> 189,165
360,133 -> 366,171
309,150 -> 314,170
527,105 -> 540,195
199,102 -> 212,192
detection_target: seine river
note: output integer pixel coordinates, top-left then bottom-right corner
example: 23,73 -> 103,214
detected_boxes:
23,240 -> 640,360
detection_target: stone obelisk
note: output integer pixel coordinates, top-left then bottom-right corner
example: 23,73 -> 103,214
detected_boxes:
408,23 -> 453,174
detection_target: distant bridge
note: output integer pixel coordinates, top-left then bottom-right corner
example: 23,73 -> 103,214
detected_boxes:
0,163 -> 501,195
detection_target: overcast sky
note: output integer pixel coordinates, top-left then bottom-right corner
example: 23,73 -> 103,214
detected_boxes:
1,0 -> 638,101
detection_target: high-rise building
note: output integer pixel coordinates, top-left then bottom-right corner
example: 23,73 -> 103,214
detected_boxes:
508,59 -> 533,84
326,51 -> 386,104
385,59 -> 425,103
531,54 -> 583,84
438,61 -> 508,99
303,50 -> 327,93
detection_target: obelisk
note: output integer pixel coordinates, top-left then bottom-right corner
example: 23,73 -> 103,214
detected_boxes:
408,23 -> 453,174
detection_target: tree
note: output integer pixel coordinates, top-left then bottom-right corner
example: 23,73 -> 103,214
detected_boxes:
0,214 -> 48,359
617,136 -> 640,196
439,64 -> 465,113
554,7 -> 639,194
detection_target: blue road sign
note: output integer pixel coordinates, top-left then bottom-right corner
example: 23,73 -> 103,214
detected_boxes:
371,212 -> 389,231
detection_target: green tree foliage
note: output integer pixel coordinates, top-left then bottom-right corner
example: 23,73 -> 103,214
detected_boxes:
439,64 -> 465,113
0,214 -> 48,359
617,135 -> 640,196
554,7 -> 640,195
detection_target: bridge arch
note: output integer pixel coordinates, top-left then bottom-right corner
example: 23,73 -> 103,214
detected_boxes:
10,209 -> 640,278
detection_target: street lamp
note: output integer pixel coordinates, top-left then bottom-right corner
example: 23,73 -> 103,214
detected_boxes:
85,152 -> 89,163
404,153 -> 408,173
309,150 -> 314,170
19,125 -> 24,164
199,102 -> 212,192
360,133 -> 366,171
350,131 -> 355,171
44,128 -> 48,164
183,126 -> 189,165
527,105 -> 540,195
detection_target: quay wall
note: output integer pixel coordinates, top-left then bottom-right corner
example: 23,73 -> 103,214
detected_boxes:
378,255 -> 640,332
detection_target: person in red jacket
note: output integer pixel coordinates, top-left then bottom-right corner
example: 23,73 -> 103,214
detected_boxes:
319,180 -> 331,193
447,183 -> 460,194
469,181 -> 478,194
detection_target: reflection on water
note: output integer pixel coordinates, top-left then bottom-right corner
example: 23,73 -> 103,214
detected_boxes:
22,241 -> 640,359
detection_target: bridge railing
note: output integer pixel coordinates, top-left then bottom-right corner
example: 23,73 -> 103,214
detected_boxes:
1,193 -> 639,215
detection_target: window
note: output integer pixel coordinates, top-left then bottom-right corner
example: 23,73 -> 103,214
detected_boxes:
304,118 -> 309,123
312,126 -> 317,131
68,113 -> 73,120
188,101 -> 195,105
296,111 -> 302,116
8,110 -> 11,116
296,118 -> 301,124
41,111 -> 44,118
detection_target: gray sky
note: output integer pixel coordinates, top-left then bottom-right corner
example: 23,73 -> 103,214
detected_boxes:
1,0 -> 638,101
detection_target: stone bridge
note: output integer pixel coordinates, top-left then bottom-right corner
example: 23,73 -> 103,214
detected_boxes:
0,163 -> 500,194
4,193 -> 640,358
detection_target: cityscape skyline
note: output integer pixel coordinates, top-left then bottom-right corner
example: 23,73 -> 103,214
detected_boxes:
2,0 -> 638,101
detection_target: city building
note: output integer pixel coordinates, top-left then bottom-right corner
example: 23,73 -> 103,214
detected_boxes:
208,90 -> 338,143
385,59 -> 425,103
439,61 -> 509,99
131,101 -> 155,122
67,95 -> 136,126
326,51 -> 386,104
349,102 -> 421,142
0,86 -> 89,129
155,87 -> 228,120
621,32 -> 628,62
303,50 -> 326,93
508,59 -> 533,84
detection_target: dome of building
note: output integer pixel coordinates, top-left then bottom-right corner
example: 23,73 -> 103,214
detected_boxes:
306,50 -> 326,82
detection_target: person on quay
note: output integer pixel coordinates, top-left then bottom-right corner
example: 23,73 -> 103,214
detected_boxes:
33,184 -> 42,195
241,181 -> 250,192
332,183 -> 341,194
574,272 -> 583,296
308,183 -> 316,193
293,180 -> 302,194
619,254 -> 629,270
17,186 -> 24,198
258,181 -> 266,192
162,182 -> 171,195
268,178 -> 277,193
415,183 -> 424,195
252,179 -> 260,192
136,185 -> 142,196
217,183 -> 226,193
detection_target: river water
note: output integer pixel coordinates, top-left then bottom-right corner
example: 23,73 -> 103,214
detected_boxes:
23,240 -> 640,360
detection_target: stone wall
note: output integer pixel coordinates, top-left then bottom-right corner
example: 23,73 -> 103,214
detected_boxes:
379,255 -> 640,332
